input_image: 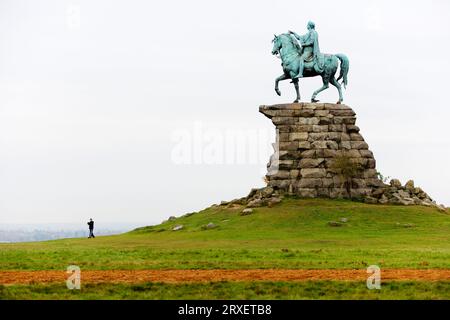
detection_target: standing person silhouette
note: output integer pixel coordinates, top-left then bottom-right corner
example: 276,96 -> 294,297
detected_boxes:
87,218 -> 95,238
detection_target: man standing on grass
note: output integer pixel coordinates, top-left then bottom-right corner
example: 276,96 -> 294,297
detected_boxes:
87,218 -> 95,238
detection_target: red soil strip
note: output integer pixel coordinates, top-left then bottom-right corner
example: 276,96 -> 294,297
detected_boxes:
1,269 -> 449,285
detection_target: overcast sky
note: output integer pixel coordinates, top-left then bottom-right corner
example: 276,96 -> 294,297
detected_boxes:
1,0 -> 449,226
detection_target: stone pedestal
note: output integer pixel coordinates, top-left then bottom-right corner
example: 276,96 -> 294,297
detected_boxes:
217,102 -> 440,209
260,103 -> 383,198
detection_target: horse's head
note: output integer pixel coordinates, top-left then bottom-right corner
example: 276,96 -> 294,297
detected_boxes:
271,34 -> 282,55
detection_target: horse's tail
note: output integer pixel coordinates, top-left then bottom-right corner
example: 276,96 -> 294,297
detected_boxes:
335,54 -> 349,89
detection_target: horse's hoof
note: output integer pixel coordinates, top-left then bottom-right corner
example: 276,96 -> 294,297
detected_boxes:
336,101 -> 341,104
311,98 -> 319,103
293,100 -> 299,103
275,89 -> 281,96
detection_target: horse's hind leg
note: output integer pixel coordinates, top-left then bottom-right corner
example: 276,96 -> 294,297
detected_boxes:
330,77 -> 343,104
292,78 -> 300,103
311,77 -> 329,103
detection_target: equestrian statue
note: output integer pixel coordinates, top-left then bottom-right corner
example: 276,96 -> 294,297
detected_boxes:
272,21 -> 349,103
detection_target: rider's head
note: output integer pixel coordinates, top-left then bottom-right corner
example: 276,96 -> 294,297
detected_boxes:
307,21 -> 315,30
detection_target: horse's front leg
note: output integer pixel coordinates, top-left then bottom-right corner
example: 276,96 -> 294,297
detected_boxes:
275,74 -> 288,96
292,78 -> 301,103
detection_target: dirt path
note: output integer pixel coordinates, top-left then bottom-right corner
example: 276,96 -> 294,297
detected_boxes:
1,269 -> 449,285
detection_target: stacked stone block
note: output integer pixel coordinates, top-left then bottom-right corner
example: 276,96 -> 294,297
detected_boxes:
260,103 -> 384,198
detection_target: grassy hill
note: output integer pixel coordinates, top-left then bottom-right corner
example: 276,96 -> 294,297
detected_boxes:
1,198 -> 449,271
1,197 -> 449,299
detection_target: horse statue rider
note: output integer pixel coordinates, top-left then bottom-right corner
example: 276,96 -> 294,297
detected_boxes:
289,21 -> 325,79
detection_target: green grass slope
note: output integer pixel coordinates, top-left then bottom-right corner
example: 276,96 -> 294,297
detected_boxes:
1,198 -> 449,271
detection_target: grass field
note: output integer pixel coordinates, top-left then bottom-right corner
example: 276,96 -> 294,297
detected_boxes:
1,198 -> 449,299
2,281 -> 450,300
